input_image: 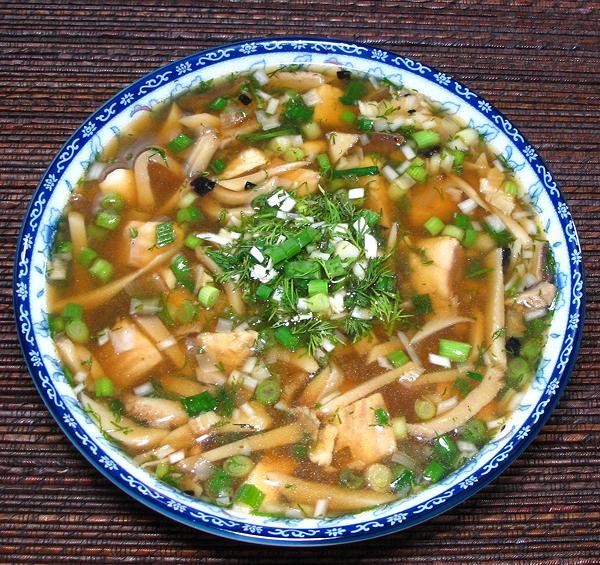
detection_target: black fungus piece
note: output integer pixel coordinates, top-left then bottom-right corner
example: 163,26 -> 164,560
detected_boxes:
191,176 -> 216,196
238,93 -> 252,106
421,147 -> 440,158
506,337 -> 521,357
502,247 -> 511,271
244,181 -> 257,190
337,69 -> 352,80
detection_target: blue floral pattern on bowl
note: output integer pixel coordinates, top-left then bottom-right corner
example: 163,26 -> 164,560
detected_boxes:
13,38 -> 585,546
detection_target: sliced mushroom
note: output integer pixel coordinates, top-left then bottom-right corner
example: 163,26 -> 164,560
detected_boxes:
511,281 -> 556,310
123,394 -> 188,430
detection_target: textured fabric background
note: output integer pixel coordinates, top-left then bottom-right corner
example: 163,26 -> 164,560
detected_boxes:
1,1 -> 598,562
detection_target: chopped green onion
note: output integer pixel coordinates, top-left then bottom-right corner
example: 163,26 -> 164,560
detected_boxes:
282,94 -> 314,125
289,444 -> 309,461
95,210 -> 121,231
62,303 -> 83,321
184,234 -> 202,250
452,149 -> 467,173
441,225 -> 464,241
176,206 -> 202,225
340,109 -> 356,124
210,159 -> 226,174
433,433 -> 459,466
316,153 -> 332,175
223,455 -> 254,478
280,237 -> 302,259
95,377 -> 114,398
234,483 -> 265,511
412,130 -> 441,150
167,133 -> 194,153
424,216 -> 445,236
439,339 -> 471,362
283,147 -> 305,162
356,117 -> 374,132
255,284 -> 273,301
414,398 -> 436,420
55,241 -> 73,254
155,462 -> 171,480
359,209 -> 380,226
274,327 -> 299,351
388,350 -> 409,367
307,293 -> 329,312
453,376 -> 472,396
422,460 -> 446,483
339,469 -> 364,489
89,258 -> 113,284
207,468 -> 233,498
296,227 -> 319,247
322,256 -> 346,279
174,300 -> 197,324
48,315 -> 65,336
265,245 -> 287,265
238,126 -> 298,143
332,165 -> 379,179
101,192 -> 125,212
463,228 -> 477,248
466,259 -> 493,279
170,254 -> 194,292
155,222 -> 176,247
255,378 -> 281,406
87,224 -> 108,242
77,247 -> 98,268
461,418 -> 487,446
339,79 -> 366,105
65,319 -> 89,344
365,463 -> 392,492
507,356 -> 530,388
373,407 -> 390,426
284,260 -> 320,279
504,180 -> 518,196
454,213 -> 471,229
411,293 -> 433,314
208,96 -> 228,111
181,391 -> 216,417
467,370 -> 484,382
302,122 -> 322,140
308,279 -> 328,296
391,416 -> 407,440
390,466 -> 414,493
521,340 -> 542,362
198,285 -> 220,308
406,164 -> 428,183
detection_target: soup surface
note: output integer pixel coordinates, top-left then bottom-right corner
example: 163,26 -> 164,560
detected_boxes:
47,65 -> 556,518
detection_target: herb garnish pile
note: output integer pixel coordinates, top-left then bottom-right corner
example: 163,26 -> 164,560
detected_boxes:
207,189 -> 406,355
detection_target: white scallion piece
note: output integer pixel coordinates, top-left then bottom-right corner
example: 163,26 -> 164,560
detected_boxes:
279,197 -> 296,212
382,165 -> 399,182
352,260 -> 367,280
309,251 -> 331,260
335,240 -> 360,261
249,246 -> 265,263
492,159 -> 504,171
322,337 -> 336,353
436,396 -> 459,414
275,210 -> 289,220
364,233 -> 378,259
215,318 -> 234,333
242,356 -> 257,374
329,291 -> 346,314
265,97 -> 279,115
301,89 -> 322,107
377,356 -> 393,370
359,133 -> 370,146
428,353 -> 452,368
256,110 -> 280,130
352,216 -> 368,235
96,328 -> 110,346
484,214 -> 506,232
487,418 -> 505,430
524,308 -> 548,322
314,499 -> 329,518
154,444 -> 175,460
253,69 -> 269,86
458,198 -> 477,215
109,326 -> 136,353
196,232 -> 230,246
400,144 -> 417,160
373,118 -> 388,132
157,336 -> 177,351
347,187 -> 365,200
168,450 -> 185,464
396,160 -> 411,174
133,382 -> 154,396
351,307 -> 373,320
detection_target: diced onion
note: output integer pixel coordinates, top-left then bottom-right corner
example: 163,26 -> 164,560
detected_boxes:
133,382 -> 154,396
428,353 -> 452,368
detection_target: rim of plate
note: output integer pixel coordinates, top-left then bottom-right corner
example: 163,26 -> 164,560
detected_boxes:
13,37 -> 585,546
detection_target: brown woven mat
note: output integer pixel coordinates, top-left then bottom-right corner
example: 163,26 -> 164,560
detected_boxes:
1,1 -> 598,562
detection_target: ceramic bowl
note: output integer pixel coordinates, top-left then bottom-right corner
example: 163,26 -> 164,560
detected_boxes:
14,38 -> 585,545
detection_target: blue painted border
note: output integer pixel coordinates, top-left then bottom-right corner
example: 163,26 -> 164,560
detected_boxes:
13,37 -> 585,546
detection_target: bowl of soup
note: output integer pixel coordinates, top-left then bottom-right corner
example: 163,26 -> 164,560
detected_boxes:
14,38 -> 584,545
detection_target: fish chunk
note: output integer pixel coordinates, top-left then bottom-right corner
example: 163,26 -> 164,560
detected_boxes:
334,392 -> 396,466
408,236 -> 464,313
198,330 -> 258,374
